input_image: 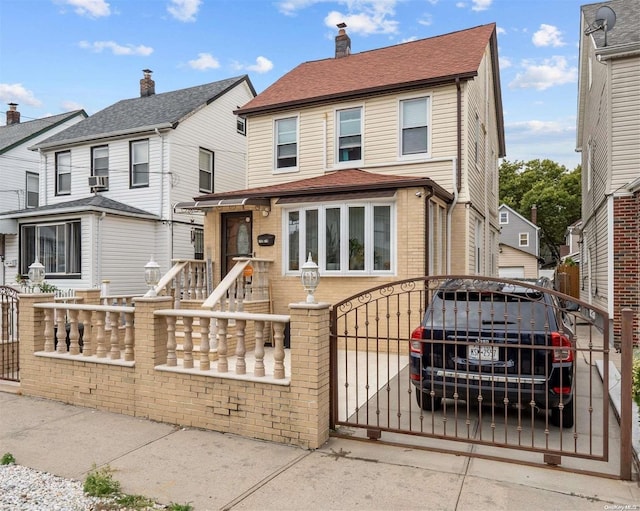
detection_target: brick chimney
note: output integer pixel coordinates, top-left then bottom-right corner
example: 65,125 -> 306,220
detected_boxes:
531,204 -> 537,225
6,103 -> 20,125
335,23 -> 351,58
140,69 -> 155,97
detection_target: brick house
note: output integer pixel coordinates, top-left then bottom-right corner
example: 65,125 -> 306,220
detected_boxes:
176,23 -> 506,311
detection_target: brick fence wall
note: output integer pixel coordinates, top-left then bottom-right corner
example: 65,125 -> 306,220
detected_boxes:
18,293 -> 331,449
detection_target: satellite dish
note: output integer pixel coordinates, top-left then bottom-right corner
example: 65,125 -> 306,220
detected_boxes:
585,5 -> 616,46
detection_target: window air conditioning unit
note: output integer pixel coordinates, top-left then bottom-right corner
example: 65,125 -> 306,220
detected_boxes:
88,175 -> 109,190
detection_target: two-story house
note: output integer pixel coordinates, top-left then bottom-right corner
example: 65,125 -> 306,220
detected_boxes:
176,23 -> 505,311
576,0 -> 640,344
0,105 -> 87,286
0,71 -> 256,294
497,204 -> 540,279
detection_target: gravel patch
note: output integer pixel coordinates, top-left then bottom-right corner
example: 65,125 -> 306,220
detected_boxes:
0,464 -> 165,510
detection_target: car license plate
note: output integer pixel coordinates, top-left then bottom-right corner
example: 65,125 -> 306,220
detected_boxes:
468,344 -> 499,361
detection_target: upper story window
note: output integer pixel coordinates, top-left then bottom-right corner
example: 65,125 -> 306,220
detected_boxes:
499,211 -> 508,224
20,220 -> 81,277
400,97 -> 429,156
237,116 -> 246,136
199,148 -> 214,193
275,117 -> 297,170
26,172 -> 39,208
92,146 -> 109,177
130,139 -> 149,188
519,232 -> 529,247
337,107 -> 362,163
55,151 -> 71,196
285,201 -> 394,275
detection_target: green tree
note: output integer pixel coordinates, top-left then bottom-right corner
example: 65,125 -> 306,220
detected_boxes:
499,159 -> 581,263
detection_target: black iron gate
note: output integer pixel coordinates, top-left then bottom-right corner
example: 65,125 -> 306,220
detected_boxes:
330,276 -> 624,478
0,286 -> 19,382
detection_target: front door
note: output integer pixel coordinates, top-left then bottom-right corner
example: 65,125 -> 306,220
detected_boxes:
221,212 -> 253,276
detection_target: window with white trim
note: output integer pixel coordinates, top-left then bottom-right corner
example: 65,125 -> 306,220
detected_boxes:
26,172 -> 39,208
55,151 -> 71,195
275,117 -> 297,170
337,107 -> 362,163
92,146 -> 109,178
20,220 -> 81,276
130,139 -> 149,187
400,97 -> 429,156
237,116 -> 246,135
199,148 -> 214,192
519,232 -> 529,247
285,202 -> 393,274
499,211 -> 508,224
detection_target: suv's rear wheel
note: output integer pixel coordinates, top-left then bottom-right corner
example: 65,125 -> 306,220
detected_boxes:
416,390 -> 442,411
550,398 -> 574,428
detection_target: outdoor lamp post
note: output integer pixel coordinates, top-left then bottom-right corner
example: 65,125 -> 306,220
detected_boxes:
28,257 -> 45,292
300,252 -> 319,304
144,256 -> 161,297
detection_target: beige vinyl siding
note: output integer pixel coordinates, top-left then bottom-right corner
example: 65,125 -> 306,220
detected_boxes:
610,56 -> 640,191
498,245 -> 538,279
246,86 -> 460,190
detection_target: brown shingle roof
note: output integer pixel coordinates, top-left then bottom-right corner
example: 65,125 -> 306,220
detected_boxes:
237,23 -> 496,115
193,168 -> 453,202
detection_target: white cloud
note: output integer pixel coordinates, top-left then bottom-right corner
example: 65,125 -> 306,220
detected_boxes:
63,0 -> 110,18
496,26 -> 506,35
508,119 -> 574,136
500,56 -> 512,69
532,24 -> 565,47
78,40 -> 153,56
509,56 -> 577,90
61,100 -> 84,112
188,53 -> 220,70
505,118 -> 579,168
277,0 -> 319,16
246,56 -> 274,74
167,0 -> 202,22
325,9 -> 398,36
0,83 -> 42,107
471,0 -> 492,12
418,14 -> 433,27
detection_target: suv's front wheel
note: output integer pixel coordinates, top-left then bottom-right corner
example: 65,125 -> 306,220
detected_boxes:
415,390 -> 442,411
550,398 -> 574,428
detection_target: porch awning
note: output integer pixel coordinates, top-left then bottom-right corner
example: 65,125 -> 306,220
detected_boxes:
173,197 -> 271,212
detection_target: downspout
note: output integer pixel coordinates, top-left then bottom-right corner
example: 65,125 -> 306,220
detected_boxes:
155,128 -> 171,262
97,212 -> 106,286
423,187 -> 434,277
446,77 -> 463,273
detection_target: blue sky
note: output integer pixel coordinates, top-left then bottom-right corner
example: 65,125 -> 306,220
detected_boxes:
0,0 -> 585,169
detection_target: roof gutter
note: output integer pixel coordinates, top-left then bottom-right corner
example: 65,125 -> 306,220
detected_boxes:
29,123 -> 174,151
235,72 -> 478,116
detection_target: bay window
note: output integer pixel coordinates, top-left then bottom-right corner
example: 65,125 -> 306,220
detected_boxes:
285,202 -> 393,274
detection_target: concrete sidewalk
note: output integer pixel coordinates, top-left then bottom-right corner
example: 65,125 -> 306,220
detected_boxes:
1,390 -> 639,511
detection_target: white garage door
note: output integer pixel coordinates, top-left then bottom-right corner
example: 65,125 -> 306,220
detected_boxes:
499,266 -> 525,279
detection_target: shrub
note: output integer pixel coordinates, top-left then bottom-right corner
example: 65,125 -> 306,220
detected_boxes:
633,351 -> 640,405
1,453 -> 16,465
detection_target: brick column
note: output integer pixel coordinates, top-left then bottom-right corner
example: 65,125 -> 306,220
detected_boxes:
288,302 -> 331,449
75,288 -> 101,305
18,293 -> 55,392
132,296 -> 173,418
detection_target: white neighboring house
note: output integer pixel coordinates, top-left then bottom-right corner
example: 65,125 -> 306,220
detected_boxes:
497,204 -> 540,279
0,71 -> 256,294
0,105 -> 87,286
577,0 -> 640,344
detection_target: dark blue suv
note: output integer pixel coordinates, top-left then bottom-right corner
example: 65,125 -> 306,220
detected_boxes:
409,279 -> 575,428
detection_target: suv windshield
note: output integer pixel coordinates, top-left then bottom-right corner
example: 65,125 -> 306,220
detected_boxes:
424,290 -> 552,330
